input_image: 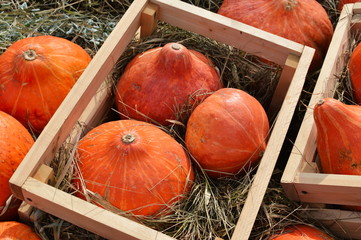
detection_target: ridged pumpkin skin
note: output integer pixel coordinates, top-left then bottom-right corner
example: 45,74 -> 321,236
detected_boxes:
314,98 -> 361,174
217,0 -> 333,71
115,42 -> 222,126
338,0 -> 361,11
0,35 -> 91,134
269,224 -> 334,240
349,42 -> 361,104
0,111 -> 34,220
0,221 -> 41,240
74,119 -> 194,217
185,88 -> 269,178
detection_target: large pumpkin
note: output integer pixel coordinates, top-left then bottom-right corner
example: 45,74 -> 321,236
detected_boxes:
0,221 -> 41,240
0,35 -> 91,134
338,0 -> 361,11
217,0 -> 333,72
314,98 -> 361,174
115,42 -> 222,126
73,119 -> 194,217
185,88 -> 269,178
269,224 -> 334,240
0,111 -> 34,220
348,42 -> 361,104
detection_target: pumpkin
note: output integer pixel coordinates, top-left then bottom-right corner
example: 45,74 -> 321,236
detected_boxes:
314,98 -> 361,174
0,35 -> 91,134
269,224 -> 334,240
185,88 -> 269,178
217,0 -> 333,72
338,0 -> 361,11
73,119 -> 194,217
115,42 -> 222,126
0,111 -> 34,220
348,42 -> 361,104
0,221 -> 41,239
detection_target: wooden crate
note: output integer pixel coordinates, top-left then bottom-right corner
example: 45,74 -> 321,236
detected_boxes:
281,3 -> 361,240
8,0 -> 314,239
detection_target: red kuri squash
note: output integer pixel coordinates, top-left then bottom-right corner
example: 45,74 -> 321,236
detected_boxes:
217,0 -> 333,72
314,98 -> 361,174
115,42 -> 222,126
185,88 -> 269,178
0,111 -> 34,220
73,119 -> 194,217
269,224 -> 334,240
0,221 -> 41,240
0,35 -> 91,134
348,42 -> 361,104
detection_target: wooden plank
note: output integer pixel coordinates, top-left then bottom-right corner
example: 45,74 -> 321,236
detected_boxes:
308,209 -> 361,239
231,46 -> 314,240
353,2 -> 361,14
33,164 -> 54,185
9,0 -> 149,201
281,4 -> 353,201
300,161 -> 319,173
267,53 -> 299,120
151,0 -> 304,66
22,178 -> 174,240
18,202 -> 34,223
18,164 -> 54,223
294,172 -> 361,205
140,3 -> 159,38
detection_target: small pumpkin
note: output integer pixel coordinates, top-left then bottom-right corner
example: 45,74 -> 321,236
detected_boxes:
185,88 -> 269,178
217,0 -> 333,72
115,42 -> 222,126
338,0 -> 361,11
0,111 -> 34,220
269,224 -> 334,240
0,221 -> 41,240
314,98 -> 361,174
73,119 -> 194,217
348,42 -> 361,104
0,35 -> 91,134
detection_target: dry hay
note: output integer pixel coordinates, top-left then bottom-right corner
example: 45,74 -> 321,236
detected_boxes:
0,0 -> 346,240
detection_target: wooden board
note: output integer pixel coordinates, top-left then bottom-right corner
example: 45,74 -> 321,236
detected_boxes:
9,0 -> 314,239
308,208 -> 361,239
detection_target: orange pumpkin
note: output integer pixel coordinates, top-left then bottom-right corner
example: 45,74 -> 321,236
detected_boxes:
314,98 -> 361,174
0,35 -> 91,134
185,88 -> 269,178
338,0 -> 361,11
269,224 -> 334,240
73,119 -> 194,217
217,0 -> 333,72
348,42 -> 361,104
115,42 -> 222,126
0,111 -> 34,220
0,221 -> 41,239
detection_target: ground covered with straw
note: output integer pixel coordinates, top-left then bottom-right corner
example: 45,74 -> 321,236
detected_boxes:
0,0 -> 352,239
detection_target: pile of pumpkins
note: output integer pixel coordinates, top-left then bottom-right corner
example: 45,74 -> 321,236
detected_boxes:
3,0 -> 361,239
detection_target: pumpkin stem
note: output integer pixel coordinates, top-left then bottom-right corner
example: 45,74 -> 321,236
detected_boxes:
122,133 -> 136,144
23,49 -> 37,61
170,43 -> 181,50
283,0 -> 298,11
